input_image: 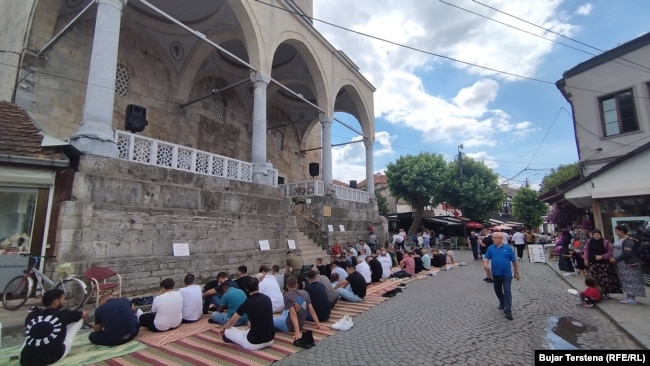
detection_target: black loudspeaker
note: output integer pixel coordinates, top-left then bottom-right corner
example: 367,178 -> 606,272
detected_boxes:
309,162 -> 319,178
125,104 -> 148,133
349,180 -> 357,189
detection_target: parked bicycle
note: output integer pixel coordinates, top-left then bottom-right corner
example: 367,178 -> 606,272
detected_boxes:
2,254 -> 88,311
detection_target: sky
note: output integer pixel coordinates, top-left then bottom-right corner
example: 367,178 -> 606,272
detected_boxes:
312,0 -> 650,189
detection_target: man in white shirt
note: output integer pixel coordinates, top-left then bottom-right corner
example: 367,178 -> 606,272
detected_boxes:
347,243 -> 358,258
355,257 -> 372,284
138,278 -> 183,332
511,228 -> 527,260
257,265 -> 285,313
178,273 -> 202,323
377,249 -> 393,279
328,262 -> 348,285
359,240 -> 372,261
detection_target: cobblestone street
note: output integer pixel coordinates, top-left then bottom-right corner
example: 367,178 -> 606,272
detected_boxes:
277,250 -> 640,366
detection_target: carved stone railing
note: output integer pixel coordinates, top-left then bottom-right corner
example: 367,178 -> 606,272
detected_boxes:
114,130 -> 278,186
280,181 -> 325,198
281,181 -> 370,203
334,185 -> 370,203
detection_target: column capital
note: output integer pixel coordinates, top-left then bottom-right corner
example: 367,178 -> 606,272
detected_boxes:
363,137 -> 374,148
250,71 -> 271,86
98,0 -> 127,10
319,116 -> 332,125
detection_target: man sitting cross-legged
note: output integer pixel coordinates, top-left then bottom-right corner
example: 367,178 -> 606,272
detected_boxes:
21,289 -> 88,366
89,293 -> 139,346
257,265 -> 284,313
273,276 -> 329,342
219,277 -> 275,351
209,281 -> 249,326
390,252 -> 414,278
138,278 -> 183,332
333,264 -> 367,302
178,273 -> 202,323
202,272 -> 238,314
304,270 -> 332,322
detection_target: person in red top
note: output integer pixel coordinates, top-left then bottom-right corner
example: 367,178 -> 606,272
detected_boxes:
331,242 -> 343,256
580,277 -> 602,308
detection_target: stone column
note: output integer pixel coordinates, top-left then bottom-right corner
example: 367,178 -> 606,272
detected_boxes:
70,0 -> 127,157
320,116 -> 333,185
251,71 -> 272,185
364,138 -> 375,194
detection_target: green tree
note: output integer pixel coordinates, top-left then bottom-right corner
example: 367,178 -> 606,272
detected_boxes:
375,191 -> 389,217
385,153 -> 448,236
443,157 -> 504,223
539,162 -> 580,194
512,187 -> 548,228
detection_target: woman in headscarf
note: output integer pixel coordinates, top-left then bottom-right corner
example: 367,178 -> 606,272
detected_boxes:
583,229 -> 621,299
557,229 -> 575,275
611,225 -> 646,304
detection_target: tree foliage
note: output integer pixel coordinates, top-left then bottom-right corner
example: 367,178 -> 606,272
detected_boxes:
512,187 -> 548,228
539,162 -> 580,194
375,191 -> 389,217
385,153 -> 448,235
443,157 -> 504,223
546,200 -> 585,229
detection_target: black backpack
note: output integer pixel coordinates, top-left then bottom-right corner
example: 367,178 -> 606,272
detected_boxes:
632,230 -> 650,263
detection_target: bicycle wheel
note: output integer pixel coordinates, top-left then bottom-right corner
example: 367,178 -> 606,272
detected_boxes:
3,276 -> 30,310
55,278 -> 87,310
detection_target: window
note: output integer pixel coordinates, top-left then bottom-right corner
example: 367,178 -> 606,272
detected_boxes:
599,90 -> 638,137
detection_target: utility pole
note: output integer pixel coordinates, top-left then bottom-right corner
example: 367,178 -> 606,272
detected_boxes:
458,144 -> 463,179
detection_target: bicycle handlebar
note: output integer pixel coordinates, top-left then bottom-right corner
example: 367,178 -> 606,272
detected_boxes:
19,254 -> 56,259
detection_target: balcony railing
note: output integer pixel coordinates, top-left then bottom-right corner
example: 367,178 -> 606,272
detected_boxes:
114,130 -> 278,186
280,181 -> 325,197
281,181 -> 370,203
334,185 -> 370,203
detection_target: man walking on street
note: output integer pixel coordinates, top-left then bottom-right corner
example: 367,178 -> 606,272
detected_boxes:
483,232 -> 520,320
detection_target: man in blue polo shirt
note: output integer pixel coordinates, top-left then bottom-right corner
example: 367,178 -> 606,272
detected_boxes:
483,232 -> 520,320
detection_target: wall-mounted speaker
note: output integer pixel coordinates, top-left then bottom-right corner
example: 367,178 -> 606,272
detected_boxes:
125,104 -> 148,133
309,162 -> 319,178
349,180 -> 357,189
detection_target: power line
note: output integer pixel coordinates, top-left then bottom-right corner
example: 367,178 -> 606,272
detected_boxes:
439,0 -> 597,57
471,0 -> 650,73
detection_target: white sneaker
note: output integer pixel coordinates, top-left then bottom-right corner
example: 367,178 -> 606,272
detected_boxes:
332,315 -> 353,331
135,308 -> 144,318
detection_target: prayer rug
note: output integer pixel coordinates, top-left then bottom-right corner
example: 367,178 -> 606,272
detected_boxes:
93,279 -> 415,365
136,314 -> 218,347
0,334 -> 144,366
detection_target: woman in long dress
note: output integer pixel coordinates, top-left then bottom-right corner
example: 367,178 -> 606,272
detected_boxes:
583,229 -> 621,298
557,230 -> 575,275
611,225 -> 646,304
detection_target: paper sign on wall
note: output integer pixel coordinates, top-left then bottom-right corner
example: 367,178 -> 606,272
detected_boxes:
287,240 -> 297,250
327,225 -> 334,232
259,240 -> 271,251
173,243 -> 190,256
339,225 -> 345,231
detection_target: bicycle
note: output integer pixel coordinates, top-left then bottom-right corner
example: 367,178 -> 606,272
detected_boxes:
2,254 -> 88,311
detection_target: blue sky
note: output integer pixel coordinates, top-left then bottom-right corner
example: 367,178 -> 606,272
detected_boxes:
312,0 -> 650,189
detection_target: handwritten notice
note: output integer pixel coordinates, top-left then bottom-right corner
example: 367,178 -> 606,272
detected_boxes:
259,240 -> 271,251
173,243 -> 190,256
287,240 -> 297,250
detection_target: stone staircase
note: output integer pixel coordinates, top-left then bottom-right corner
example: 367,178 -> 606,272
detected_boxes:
288,229 -> 330,267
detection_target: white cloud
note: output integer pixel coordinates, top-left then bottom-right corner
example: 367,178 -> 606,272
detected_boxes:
331,131 -> 395,182
575,3 -> 593,16
374,131 -> 395,155
466,151 -> 499,169
314,1 -> 553,148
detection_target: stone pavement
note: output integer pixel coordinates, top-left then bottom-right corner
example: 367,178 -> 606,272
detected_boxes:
0,250 -> 647,364
276,250 -> 644,366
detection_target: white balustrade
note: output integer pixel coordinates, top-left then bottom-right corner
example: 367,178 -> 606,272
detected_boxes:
114,130 -> 278,186
280,181 -> 369,203
334,185 -> 370,203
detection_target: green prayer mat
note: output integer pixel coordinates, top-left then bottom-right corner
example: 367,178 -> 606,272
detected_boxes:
0,333 -> 145,366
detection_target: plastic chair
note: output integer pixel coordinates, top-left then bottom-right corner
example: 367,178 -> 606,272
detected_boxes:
84,267 -> 122,308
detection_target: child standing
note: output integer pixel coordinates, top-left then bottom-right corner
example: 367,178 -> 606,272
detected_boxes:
580,277 -> 602,308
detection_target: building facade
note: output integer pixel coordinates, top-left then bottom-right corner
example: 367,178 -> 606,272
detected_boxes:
0,0 -> 377,293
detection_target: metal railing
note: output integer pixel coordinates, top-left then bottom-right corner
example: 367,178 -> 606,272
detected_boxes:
114,130 -> 278,186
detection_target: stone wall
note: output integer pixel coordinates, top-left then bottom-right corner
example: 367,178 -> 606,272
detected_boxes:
53,155 -> 295,294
